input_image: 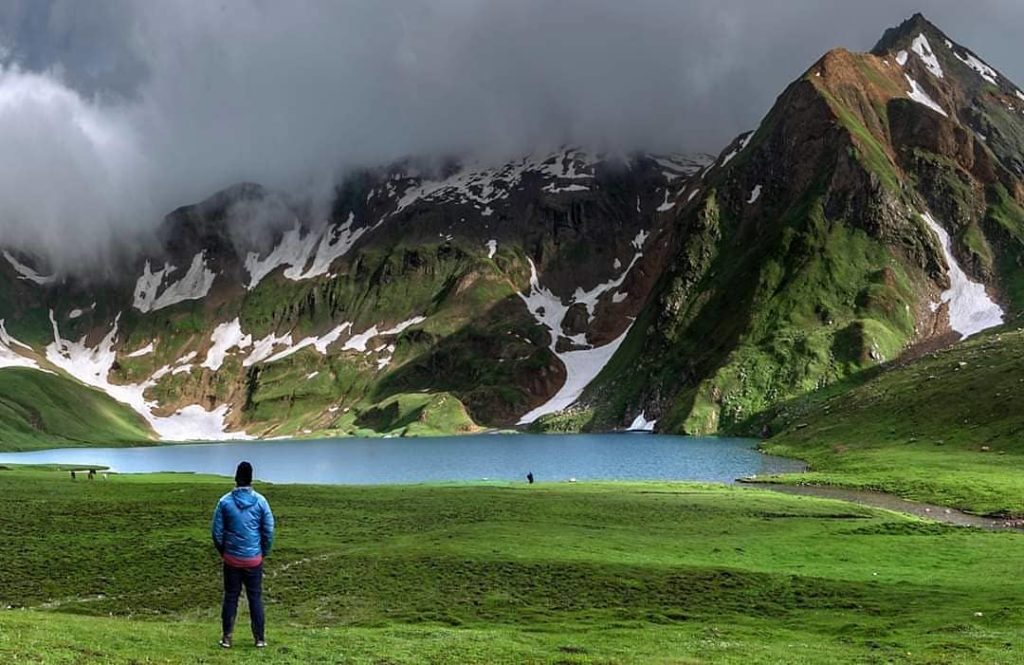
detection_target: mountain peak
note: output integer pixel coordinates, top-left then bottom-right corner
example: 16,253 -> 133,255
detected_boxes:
872,13 -> 948,56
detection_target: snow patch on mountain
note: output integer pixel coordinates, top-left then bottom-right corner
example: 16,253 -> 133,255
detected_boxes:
343,316 -> 426,354
904,75 -> 947,117
518,259 -> 570,344
921,212 -> 1003,338
573,255 -> 642,321
3,251 -> 57,285
656,190 -> 675,212
263,322 -> 352,363
294,213 -> 367,280
383,149 -> 706,222
720,132 -> 754,167
537,148 -> 595,180
152,405 -> 244,441
244,215 -> 370,289
244,222 -> 320,288
46,311 -> 121,388
515,225 -> 653,421
45,311 -> 247,440
243,331 -> 294,367
375,343 -> 398,370
391,150 -> 592,216
134,252 -> 216,313
202,319 -> 252,370
896,50 -> 909,66
0,322 -> 31,353
133,261 -> 171,309
384,316 -> 427,336
911,34 -> 943,79
543,183 -> 589,194
126,342 -> 155,358
151,352 -> 196,380
517,323 -> 633,425
486,239 -> 497,259
748,185 -> 762,204
343,326 -> 381,353
951,48 -> 999,85
628,411 -> 657,431
517,249 -> 644,423
559,231 -> 650,322
651,154 -> 710,181
0,319 -> 41,370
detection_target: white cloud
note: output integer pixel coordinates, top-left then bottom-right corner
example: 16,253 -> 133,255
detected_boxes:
0,1 -> 1020,274
0,65 -> 156,273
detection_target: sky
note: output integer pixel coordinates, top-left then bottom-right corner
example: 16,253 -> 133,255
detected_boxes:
0,0 -> 1021,273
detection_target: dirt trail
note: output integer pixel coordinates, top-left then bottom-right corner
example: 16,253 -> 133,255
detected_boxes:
744,482 -> 1024,531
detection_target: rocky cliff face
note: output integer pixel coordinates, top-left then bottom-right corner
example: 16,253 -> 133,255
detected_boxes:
0,14 -> 1020,442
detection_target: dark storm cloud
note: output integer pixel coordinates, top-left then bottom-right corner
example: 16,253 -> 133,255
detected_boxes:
0,0 -> 1021,272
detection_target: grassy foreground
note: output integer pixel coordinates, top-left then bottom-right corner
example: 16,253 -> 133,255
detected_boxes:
0,468 -> 1022,663
757,328 -> 1024,516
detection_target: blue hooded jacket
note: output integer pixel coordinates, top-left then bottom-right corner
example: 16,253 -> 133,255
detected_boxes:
211,487 -> 275,563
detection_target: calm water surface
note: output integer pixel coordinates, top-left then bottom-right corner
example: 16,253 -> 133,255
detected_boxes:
0,433 -> 804,485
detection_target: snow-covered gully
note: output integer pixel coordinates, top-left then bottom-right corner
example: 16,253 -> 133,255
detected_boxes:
516,232 -> 647,425
921,212 -> 1004,338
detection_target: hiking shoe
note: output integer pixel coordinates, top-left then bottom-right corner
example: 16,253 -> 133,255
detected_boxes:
219,636 -> 232,649
255,639 -> 267,649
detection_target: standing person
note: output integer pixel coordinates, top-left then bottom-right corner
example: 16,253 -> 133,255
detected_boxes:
211,461 -> 275,649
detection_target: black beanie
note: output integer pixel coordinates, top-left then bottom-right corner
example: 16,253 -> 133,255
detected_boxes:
235,461 -> 253,486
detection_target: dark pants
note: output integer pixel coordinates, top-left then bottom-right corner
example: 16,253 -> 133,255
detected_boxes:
221,563 -> 265,641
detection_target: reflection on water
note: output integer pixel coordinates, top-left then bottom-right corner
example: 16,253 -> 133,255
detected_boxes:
0,433 -> 805,485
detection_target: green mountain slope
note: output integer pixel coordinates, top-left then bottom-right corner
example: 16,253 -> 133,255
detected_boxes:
0,369 -> 152,450
755,325 -> 1024,516
568,14 -> 1024,436
0,14 -> 1021,444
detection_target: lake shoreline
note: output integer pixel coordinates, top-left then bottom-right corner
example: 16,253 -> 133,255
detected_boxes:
0,433 -> 804,486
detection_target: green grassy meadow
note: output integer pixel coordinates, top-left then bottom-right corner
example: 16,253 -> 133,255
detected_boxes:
0,468 -> 1022,663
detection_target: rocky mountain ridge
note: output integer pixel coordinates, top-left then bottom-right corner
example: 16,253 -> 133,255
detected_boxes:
0,148 -> 711,440
0,14 -> 1021,444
